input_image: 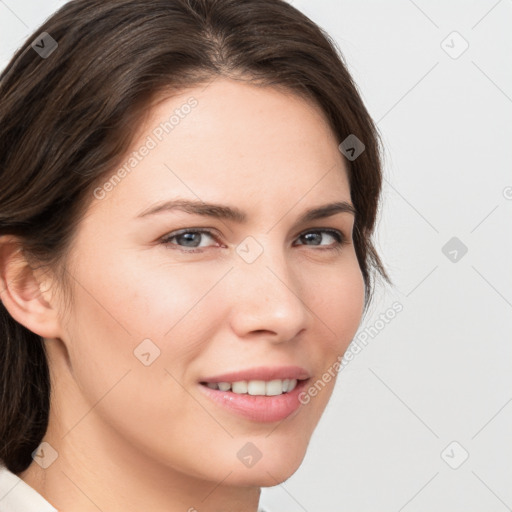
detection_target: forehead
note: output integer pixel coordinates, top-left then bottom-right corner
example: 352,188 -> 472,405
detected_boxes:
90,78 -> 351,218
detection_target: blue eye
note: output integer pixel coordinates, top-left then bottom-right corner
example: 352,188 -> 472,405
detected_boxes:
296,229 -> 345,248
160,228 -> 347,253
160,229 -> 217,251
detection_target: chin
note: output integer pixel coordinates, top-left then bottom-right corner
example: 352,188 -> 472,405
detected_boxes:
227,460 -> 305,488
219,437 -> 309,487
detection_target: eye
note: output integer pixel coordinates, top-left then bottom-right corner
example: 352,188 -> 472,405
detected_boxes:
294,229 -> 347,251
160,228 -> 219,252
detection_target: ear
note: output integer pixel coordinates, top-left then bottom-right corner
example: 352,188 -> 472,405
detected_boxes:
0,236 -> 63,339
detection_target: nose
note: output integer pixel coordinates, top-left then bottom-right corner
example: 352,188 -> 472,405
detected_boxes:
227,239 -> 311,344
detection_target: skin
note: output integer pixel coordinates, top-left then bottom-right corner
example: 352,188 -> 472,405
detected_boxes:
0,77 -> 365,512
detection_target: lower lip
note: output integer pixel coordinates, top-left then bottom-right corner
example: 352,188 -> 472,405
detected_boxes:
198,379 -> 309,423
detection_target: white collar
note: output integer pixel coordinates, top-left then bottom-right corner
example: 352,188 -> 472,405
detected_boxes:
0,464 -> 58,512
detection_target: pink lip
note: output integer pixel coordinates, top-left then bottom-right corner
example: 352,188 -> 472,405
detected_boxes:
198,377 -> 310,423
199,365 -> 311,383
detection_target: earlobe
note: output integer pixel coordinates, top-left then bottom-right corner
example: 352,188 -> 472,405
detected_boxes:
0,236 -> 63,339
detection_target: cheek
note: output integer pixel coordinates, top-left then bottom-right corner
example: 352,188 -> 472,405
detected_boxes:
294,259 -> 364,408
338,269 -> 365,341
60,267 -> 205,458
310,259 -> 365,355
70,250 -> 219,339
295,263 -> 365,425
62,252 -> 225,401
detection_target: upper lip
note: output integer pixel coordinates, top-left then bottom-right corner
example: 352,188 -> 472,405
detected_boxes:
200,365 -> 311,383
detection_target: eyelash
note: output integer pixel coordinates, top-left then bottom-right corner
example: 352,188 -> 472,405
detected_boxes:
159,228 -> 349,254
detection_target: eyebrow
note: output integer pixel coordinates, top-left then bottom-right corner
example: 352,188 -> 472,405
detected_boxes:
136,198 -> 356,224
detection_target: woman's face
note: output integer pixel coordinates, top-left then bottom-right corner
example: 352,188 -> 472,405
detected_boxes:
51,78 -> 365,486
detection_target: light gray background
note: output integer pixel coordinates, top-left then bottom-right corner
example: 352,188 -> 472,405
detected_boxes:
1,1 -> 511,511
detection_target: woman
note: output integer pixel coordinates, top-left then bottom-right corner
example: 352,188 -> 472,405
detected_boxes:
0,0 -> 390,510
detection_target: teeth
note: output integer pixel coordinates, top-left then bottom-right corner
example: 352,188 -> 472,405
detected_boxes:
265,379 -> 283,396
247,380 -> 265,395
232,381 -> 248,393
203,378 -> 299,396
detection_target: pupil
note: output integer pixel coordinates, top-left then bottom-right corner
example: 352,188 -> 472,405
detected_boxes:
181,233 -> 200,247
303,233 -> 321,245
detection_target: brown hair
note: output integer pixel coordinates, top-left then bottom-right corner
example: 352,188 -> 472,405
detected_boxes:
0,0 -> 390,474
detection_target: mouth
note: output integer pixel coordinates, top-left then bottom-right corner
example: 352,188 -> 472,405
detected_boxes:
197,367 -> 311,423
